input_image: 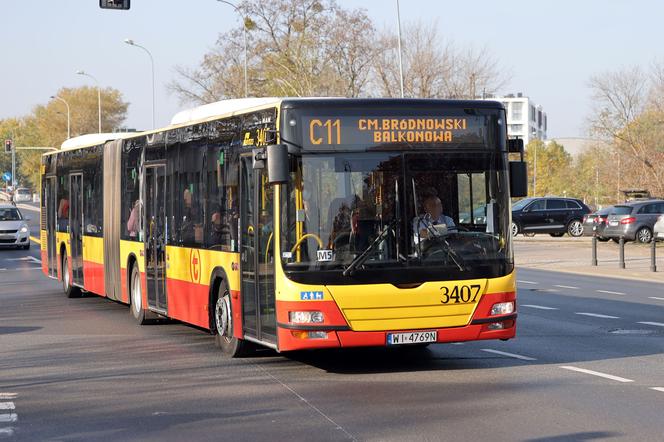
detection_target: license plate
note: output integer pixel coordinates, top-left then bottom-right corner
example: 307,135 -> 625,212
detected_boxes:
387,331 -> 437,345
609,221 -> 619,226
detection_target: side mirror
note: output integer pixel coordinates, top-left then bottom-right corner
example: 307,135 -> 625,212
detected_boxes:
507,138 -> 524,153
25,217 -> 32,221
509,161 -> 528,198
266,144 -> 289,184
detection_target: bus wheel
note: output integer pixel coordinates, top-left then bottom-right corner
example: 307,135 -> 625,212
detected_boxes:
61,254 -> 80,298
214,281 -> 251,357
130,264 -> 148,325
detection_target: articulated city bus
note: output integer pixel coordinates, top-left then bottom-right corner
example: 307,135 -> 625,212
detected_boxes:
40,98 -> 527,356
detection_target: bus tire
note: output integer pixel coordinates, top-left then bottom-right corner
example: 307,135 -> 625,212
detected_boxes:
214,280 -> 251,357
129,264 -> 148,325
61,254 -> 80,298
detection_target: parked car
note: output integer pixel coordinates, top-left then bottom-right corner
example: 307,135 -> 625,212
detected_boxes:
582,206 -> 614,241
654,214 -> 664,241
602,200 -> 664,243
511,197 -> 592,237
0,203 -> 31,249
13,187 -> 32,203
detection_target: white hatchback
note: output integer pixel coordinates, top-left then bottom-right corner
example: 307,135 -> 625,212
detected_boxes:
654,214 -> 664,241
0,203 -> 31,249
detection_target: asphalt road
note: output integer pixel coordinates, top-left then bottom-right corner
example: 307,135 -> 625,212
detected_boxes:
1,245 -> 663,441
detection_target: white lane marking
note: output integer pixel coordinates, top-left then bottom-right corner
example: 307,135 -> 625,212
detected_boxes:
637,322 -> 664,327
0,414 -> 17,423
449,342 -> 464,345
521,304 -> 559,310
554,284 -> 579,289
596,290 -> 626,295
560,366 -> 633,383
575,312 -> 620,319
648,297 -> 664,301
651,387 -> 664,393
27,256 -> 41,264
0,394 -> 16,400
480,348 -> 536,361
0,404 -> 14,411
517,280 -> 539,285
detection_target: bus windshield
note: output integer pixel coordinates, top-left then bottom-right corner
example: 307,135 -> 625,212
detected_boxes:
280,150 -> 512,284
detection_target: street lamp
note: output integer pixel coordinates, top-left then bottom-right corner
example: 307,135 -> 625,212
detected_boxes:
217,0 -> 249,98
395,0 -> 405,98
76,70 -> 102,133
124,38 -> 156,129
50,95 -> 71,139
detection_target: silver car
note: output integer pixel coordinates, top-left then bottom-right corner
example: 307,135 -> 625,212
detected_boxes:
0,203 -> 31,249
603,200 -> 664,243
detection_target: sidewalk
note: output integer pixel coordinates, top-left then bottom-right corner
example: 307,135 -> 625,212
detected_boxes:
514,236 -> 664,283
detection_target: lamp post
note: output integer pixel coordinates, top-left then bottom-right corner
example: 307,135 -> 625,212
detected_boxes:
124,38 -> 156,129
395,0 -> 405,98
217,0 -> 249,97
50,95 -> 71,139
75,70 -> 102,133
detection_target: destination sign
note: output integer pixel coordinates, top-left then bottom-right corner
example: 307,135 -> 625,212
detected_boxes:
302,115 -> 486,149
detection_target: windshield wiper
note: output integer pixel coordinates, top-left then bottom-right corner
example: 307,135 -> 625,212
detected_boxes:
342,218 -> 399,276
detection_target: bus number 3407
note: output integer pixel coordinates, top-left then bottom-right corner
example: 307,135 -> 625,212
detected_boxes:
440,284 -> 481,304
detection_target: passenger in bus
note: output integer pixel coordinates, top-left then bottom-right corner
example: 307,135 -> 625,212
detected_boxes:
127,199 -> 140,238
57,197 -> 69,231
413,194 -> 456,243
181,188 -> 196,244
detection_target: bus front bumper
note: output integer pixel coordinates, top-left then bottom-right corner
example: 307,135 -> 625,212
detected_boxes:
276,313 -> 516,351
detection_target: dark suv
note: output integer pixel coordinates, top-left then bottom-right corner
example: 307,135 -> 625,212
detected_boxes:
511,197 -> 592,237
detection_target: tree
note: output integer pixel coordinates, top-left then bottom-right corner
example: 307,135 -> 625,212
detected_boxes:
169,0 -> 377,103
372,21 -> 509,99
36,86 -> 129,149
0,86 -> 129,191
525,140 -> 572,197
588,65 -> 664,196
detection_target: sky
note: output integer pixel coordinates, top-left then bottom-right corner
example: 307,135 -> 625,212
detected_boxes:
1,0 -> 663,139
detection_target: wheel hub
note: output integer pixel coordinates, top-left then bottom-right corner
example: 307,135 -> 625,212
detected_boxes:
215,295 -> 232,338
132,272 -> 141,313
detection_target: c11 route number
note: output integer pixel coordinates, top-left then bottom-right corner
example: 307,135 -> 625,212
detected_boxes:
440,284 -> 481,304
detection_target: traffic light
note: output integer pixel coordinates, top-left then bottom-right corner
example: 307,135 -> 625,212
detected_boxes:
99,0 -> 130,10
4,139 -> 11,153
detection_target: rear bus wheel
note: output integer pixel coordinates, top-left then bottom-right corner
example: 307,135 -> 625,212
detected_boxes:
130,264 -> 148,325
61,254 -> 80,298
214,281 -> 251,357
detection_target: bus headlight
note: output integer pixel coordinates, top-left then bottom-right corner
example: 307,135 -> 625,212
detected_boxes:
490,301 -> 514,316
289,311 -> 324,324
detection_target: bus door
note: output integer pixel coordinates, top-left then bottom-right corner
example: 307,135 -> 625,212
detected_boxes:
144,164 -> 168,313
45,176 -> 58,278
239,156 -> 277,344
69,173 -> 84,287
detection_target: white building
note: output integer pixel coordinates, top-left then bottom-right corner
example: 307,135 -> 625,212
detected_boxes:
486,93 -> 547,146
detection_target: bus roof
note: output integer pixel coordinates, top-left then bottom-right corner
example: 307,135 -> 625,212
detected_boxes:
60,132 -> 139,151
170,97 -> 282,126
